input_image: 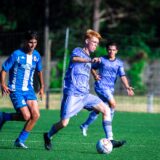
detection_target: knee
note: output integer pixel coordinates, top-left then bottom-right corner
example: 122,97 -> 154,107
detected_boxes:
109,100 -> 116,109
102,104 -> 111,116
61,120 -> 69,128
23,113 -> 31,121
111,103 -> 116,109
32,112 -> 40,121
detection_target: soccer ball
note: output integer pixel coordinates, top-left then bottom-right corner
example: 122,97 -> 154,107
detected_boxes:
96,138 -> 113,154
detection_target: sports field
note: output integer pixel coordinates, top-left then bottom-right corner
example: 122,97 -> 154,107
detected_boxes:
0,108 -> 160,160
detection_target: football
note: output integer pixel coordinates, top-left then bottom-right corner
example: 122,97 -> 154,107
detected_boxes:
96,138 -> 113,154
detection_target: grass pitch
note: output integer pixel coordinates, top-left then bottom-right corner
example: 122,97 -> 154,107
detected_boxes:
0,108 -> 160,160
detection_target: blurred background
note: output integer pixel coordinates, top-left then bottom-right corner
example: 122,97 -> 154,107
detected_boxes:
0,0 -> 160,112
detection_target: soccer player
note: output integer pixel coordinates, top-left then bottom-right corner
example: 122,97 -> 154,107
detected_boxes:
0,30 -> 44,148
43,29 -> 125,151
80,42 -> 134,137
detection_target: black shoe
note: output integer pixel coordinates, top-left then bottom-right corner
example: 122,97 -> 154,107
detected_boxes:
0,112 -> 5,130
43,132 -> 52,150
111,140 -> 126,148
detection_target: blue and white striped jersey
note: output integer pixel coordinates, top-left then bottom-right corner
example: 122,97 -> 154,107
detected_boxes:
63,47 -> 92,95
2,49 -> 42,91
93,56 -> 125,93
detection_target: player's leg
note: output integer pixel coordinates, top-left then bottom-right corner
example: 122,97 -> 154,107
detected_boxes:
80,110 -> 99,136
44,118 -> 70,150
14,106 -> 31,149
107,98 -> 116,120
80,91 -> 114,136
43,94 -> 84,150
0,112 -> 6,130
0,111 -> 26,129
14,90 -> 40,149
94,101 -> 113,140
0,91 -> 28,130
94,101 -> 126,148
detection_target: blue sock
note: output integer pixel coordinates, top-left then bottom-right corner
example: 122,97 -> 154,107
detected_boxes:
18,130 -> 29,143
48,125 -> 58,138
82,111 -> 98,128
102,120 -> 113,140
4,113 -> 11,121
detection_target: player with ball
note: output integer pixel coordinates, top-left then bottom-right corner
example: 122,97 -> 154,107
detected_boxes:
80,41 -> 134,153
43,29 -> 125,152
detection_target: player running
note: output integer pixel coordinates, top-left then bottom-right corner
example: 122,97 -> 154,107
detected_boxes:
0,30 -> 44,149
43,30 -> 125,151
80,42 -> 134,139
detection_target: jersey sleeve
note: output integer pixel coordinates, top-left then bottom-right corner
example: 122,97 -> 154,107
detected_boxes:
2,52 -> 17,72
118,61 -> 126,77
71,48 -> 82,58
35,54 -> 43,72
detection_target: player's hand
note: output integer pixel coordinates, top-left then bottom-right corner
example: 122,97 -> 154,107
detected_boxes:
91,57 -> 101,63
38,88 -> 44,101
1,84 -> 11,96
126,86 -> 134,96
94,74 -> 101,81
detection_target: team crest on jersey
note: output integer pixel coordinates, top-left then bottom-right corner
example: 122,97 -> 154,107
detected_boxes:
33,56 -> 38,62
22,100 -> 26,105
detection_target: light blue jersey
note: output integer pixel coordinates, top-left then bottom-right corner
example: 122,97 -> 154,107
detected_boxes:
93,56 -> 125,100
61,47 -> 102,119
63,47 -> 92,95
2,49 -> 42,91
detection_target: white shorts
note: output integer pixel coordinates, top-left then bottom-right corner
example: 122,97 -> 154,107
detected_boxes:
60,93 -> 102,119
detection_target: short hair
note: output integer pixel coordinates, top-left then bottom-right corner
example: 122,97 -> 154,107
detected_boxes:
85,29 -> 102,40
106,42 -> 119,50
24,30 -> 39,41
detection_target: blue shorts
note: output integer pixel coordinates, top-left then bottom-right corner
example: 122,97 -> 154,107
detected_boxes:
95,89 -> 114,103
9,90 -> 37,110
60,93 -> 102,119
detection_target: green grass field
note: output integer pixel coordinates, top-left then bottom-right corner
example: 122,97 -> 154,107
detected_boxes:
0,108 -> 160,160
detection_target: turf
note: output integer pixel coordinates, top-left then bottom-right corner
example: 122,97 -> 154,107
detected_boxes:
0,108 -> 160,160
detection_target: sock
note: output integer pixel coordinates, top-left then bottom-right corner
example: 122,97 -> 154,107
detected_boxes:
82,111 -> 98,128
48,125 -> 58,138
18,130 -> 30,143
4,113 -> 11,121
102,120 -> 113,140
110,108 -> 115,121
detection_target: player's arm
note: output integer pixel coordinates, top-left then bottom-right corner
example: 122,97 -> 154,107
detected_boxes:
72,56 -> 91,63
91,69 -> 101,81
120,76 -> 134,96
0,70 -> 10,95
72,57 -> 100,63
37,71 -> 45,100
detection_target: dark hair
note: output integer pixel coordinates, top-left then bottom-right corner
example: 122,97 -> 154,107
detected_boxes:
106,42 -> 119,50
24,30 -> 39,41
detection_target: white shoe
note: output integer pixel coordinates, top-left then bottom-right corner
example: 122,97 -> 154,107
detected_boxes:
80,125 -> 88,136
14,139 -> 28,149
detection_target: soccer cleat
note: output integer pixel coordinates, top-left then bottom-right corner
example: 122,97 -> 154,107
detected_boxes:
43,132 -> 52,150
80,125 -> 88,136
0,112 -> 5,130
14,139 -> 28,149
111,140 -> 126,148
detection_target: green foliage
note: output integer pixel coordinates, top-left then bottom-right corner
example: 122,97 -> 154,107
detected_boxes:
93,46 -> 106,57
127,57 -> 147,94
50,51 -> 70,89
50,66 -> 62,89
0,14 -> 17,31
